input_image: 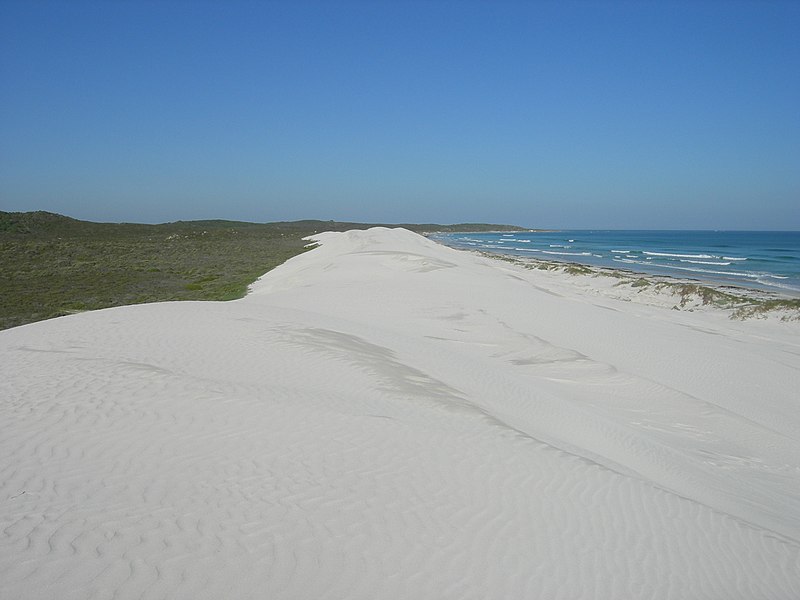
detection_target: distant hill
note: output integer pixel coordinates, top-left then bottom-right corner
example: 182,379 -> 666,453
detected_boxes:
0,211 -> 527,237
0,210 -> 83,234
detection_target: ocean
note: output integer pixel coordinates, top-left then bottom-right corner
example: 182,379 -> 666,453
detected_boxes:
432,230 -> 800,296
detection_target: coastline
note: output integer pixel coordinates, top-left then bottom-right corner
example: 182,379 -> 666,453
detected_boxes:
2,227 -> 799,599
476,250 -> 800,320
427,233 -> 800,321
429,230 -> 800,301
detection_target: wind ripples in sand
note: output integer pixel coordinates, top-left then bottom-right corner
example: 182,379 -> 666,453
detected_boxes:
1,227 -> 799,599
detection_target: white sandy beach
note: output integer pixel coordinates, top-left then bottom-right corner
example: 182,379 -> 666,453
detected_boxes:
2,227 -> 799,599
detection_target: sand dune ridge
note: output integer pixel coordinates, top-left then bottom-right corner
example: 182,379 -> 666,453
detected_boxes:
2,227 -> 799,599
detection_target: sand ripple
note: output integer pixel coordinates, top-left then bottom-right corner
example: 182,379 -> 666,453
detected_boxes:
2,227 -> 799,599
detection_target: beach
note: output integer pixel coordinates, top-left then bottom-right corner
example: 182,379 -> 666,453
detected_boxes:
2,227 -> 799,599
434,230 -> 800,297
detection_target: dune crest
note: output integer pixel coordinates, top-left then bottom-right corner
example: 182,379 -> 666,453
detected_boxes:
2,227 -> 799,599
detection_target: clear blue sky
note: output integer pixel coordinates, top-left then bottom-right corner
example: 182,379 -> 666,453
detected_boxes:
1,0 -> 798,229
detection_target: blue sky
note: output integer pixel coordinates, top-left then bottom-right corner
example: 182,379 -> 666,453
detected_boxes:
1,0 -> 798,229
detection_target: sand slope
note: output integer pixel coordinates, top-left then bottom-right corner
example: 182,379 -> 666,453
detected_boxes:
2,227 -> 799,599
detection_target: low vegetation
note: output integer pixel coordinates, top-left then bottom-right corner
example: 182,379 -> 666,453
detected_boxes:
0,211 -> 524,330
730,298 -> 800,321
480,250 -> 800,321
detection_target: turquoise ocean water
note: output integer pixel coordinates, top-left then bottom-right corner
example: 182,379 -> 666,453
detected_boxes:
432,231 -> 800,296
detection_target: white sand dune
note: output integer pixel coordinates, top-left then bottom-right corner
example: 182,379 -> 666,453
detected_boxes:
2,227 -> 799,599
